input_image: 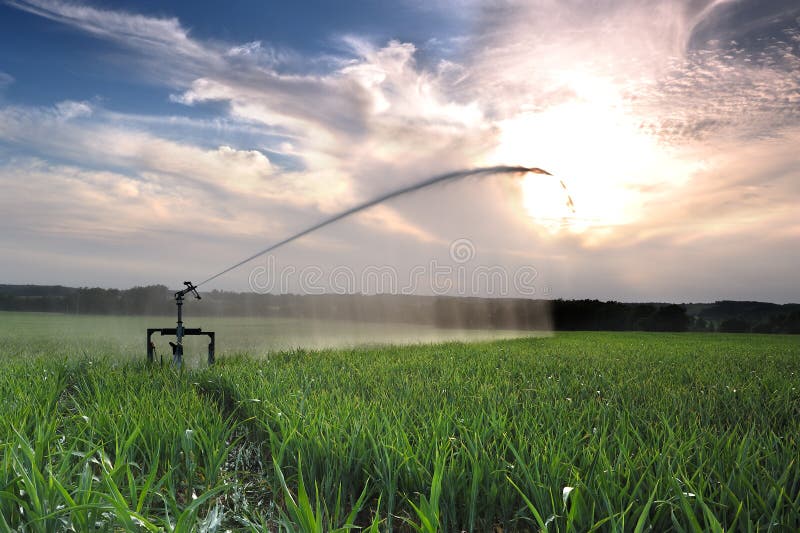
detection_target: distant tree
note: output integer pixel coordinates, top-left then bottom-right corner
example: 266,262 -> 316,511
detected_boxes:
785,311 -> 800,334
630,304 -> 657,330
649,304 -> 690,332
690,316 -> 711,332
719,318 -> 751,333
768,311 -> 800,334
752,322 -> 773,334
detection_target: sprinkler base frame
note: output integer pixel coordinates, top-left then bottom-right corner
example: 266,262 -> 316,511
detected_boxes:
147,328 -> 215,366
146,282 -> 214,367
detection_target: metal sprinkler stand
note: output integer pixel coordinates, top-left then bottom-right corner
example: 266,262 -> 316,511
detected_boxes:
147,281 -> 215,366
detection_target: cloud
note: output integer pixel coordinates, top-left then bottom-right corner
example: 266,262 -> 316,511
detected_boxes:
636,36 -> 800,143
0,94 -> 467,272
2,0 -> 798,301
0,103 -> 275,194
55,100 -> 92,119
456,1 -> 800,229
461,0 -> 799,136
7,0 -> 209,61
0,71 -> 13,88
0,157 -> 280,286
7,1 -> 485,152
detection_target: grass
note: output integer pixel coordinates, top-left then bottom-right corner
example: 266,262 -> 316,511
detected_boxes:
0,312 -> 798,530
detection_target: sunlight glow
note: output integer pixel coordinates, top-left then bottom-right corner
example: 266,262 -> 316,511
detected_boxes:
493,71 -> 699,238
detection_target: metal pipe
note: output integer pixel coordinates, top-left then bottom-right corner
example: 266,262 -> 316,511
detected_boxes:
207,332 -> 215,366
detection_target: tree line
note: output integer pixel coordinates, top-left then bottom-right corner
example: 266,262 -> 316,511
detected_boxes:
0,285 -> 797,333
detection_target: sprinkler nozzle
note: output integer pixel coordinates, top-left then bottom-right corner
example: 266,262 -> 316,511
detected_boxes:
527,167 -> 552,175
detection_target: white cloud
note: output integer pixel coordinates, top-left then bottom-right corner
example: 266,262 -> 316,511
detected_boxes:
0,102 -> 326,214
7,0 -> 209,60
0,71 -> 14,87
55,100 -> 92,119
227,41 -> 263,58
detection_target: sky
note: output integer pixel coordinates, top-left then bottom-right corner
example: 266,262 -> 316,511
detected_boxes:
0,0 -> 798,303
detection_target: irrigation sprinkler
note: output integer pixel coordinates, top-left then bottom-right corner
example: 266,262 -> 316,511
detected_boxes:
146,281 -> 215,367
150,165 -> 565,366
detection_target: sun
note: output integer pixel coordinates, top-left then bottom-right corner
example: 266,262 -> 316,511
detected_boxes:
490,71 -> 697,237
518,172 -> 574,232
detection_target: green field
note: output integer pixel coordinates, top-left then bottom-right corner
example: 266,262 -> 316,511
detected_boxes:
1,312 -> 798,531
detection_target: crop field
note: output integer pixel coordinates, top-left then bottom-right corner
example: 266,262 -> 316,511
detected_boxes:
0,312 -> 799,531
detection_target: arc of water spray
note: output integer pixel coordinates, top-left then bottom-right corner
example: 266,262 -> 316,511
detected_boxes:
196,165 -> 558,288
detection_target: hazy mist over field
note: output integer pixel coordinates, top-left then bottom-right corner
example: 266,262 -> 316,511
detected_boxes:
0,0 -> 798,303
